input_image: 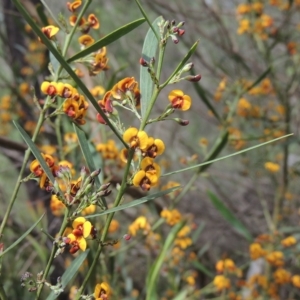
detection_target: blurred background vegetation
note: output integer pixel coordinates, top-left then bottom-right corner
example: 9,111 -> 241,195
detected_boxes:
1,0 -> 300,299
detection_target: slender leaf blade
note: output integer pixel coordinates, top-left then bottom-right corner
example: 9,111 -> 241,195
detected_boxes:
162,133 -> 293,177
146,221 -> 186,300
67,18 -> 145,63
0,214 -> 44,257
46,250 -> 90,300
13,121 -> 56,184
85,186 -> 180,219
192,261 -> 214,278
140,16 -> 162,119
73,125 -> 100,186
207,190 -> 253,241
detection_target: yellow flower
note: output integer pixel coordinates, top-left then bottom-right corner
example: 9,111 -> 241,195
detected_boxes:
67,1 -> 82,12
90,85 -> 105,97
281,236 -> 297,247
143,137 -> 165,158
236,3 -> 251,14
128,216 -> 151,236
237,19 -> 250,35
292,275 -> 300,288
168,90 -> 191,111
161,209 -> 182,226
71,217 -> 92,238
213,275 -> 231,291
266,251 -> 284,267
67,233 -> 87,253
81,205 -> 96,216
273,268 -> 291,284
264,162 -> 280,173
111,77 -> 138,100
108,219 -> 120,233
123,127 -> 148,150
94,282 -> 111,300
88,14 -> 100,29
249,243 -> 267,260
41,81 -> 59,97
50,195 -> 66,217
41,25 -> 59,39
78,34 -> 95,46
96,139 -> 119,159
174,237 -> 192,249
64,132 -> 77,144
237,97 -> 251,117
215,259 -> 236,273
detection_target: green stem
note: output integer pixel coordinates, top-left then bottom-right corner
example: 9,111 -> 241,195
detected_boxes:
35,208 -> 70,299
75,150 -> 134,299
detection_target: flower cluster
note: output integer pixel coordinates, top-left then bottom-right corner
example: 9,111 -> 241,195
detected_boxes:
40,81 -> 89,124
65,217 -> 95,254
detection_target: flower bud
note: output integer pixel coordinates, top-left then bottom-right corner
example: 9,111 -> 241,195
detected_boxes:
99,182 -> 111,191
171,20 -> 176,26
178,29 -> 185,36
174,118 -> 189,126
173,27 -> 179,33
171,35 -> 179,44
91,168 -> 101,178
139,57 -> 148,67
177,21 -> 185,27
186,74 -> 202,82
123,234 -> 131,241
182,62 -> 194,73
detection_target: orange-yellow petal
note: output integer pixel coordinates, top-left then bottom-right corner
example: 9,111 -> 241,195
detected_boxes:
137,131 -> 148,150
181,95 -> 192,111
72,217 -> 86,229
133,170 -> 146,187
83,221 -> 92,238
123,127 -> 138,143
78,237 -> 87,251
168,89 -> 184,100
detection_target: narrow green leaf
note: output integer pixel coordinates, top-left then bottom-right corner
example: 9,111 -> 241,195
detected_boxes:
207,190 -> 252,241
192,261 -> 214,278
67,18 -> 145,63
171,289 -> 189,300
192,70 -> 221,122
0,214 -> 44,257
13,121 -> 56,184
85,186 -> 179,219
11,0 -> 127,148
73,125 -> 100,186
46,250 -> 90,300
140,16 -> 162,118
162,40 -> 199,87
73,125 -> 107,208
246,67 -> 272,92
146,221 -> 185,300
162,133 -> 293,177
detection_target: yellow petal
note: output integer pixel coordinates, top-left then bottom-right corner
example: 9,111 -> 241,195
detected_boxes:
140,157 -> 154,170
83,221 -> 92,238
123,127 -> 138,143
181,95 -> 192,111
154,139 -> 165,155
72,217 -> 86,229
132,170 -> 146,187
78,237 -> 87,251
137,131 -> 148,150
168,89 -> 184,101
